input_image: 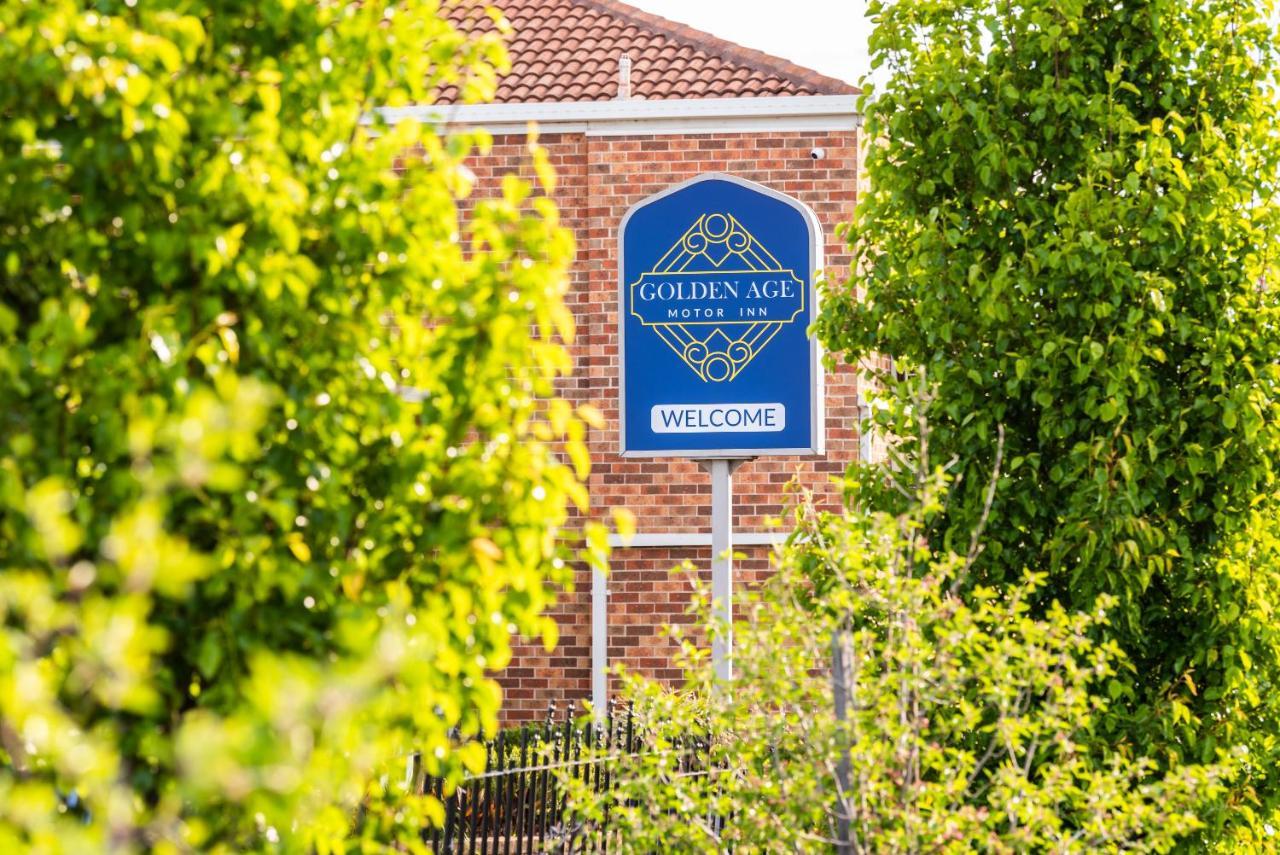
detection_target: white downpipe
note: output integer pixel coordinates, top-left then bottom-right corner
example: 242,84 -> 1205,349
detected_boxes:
591,565 -> 608,721
592,476 -> 774,714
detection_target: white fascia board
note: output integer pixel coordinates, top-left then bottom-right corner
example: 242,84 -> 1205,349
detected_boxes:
606,531 -> 786,548
370,95 -> 860,137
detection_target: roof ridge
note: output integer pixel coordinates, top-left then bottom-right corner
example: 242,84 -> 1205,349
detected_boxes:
571,0 -> 858,95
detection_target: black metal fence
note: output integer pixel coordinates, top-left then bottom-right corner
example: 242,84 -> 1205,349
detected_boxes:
414,703 -> 640,854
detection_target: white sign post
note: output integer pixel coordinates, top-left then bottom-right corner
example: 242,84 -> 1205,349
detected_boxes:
701,458 -> 749,681
611,173 -> 824,699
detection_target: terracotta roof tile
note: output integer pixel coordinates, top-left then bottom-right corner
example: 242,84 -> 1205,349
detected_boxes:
440,0 -> 857,103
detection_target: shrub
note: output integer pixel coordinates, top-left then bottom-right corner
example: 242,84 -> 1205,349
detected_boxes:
0,1 -> 601,850
566,457 -> 1229,853
817,0 -> 1280,840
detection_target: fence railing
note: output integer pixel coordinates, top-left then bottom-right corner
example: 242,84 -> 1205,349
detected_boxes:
413,703 -> 711,854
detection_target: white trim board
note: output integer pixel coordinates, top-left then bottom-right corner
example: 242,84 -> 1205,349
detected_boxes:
607,531 -> 786,548
370,95 -> 861,137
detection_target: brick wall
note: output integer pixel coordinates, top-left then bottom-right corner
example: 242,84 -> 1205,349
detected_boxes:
461,127 -> 860,721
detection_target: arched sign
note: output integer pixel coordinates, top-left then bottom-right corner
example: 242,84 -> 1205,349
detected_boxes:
618,173 -> 824,457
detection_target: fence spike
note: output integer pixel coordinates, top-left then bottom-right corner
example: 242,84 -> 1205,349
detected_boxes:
538,712 -> 555,848
478,739 -> 494,855
420,699 -> 669,855
514,726 -> 530,855
522,727 -> 539,851
495,730 -> 508,855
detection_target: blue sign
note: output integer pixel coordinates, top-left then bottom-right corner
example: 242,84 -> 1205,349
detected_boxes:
619,173 -> 824,457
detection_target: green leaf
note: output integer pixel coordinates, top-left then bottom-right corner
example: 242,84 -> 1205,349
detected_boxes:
0,2 -> 590,848
814,0 -> 1280,837
196,632 -> 224,679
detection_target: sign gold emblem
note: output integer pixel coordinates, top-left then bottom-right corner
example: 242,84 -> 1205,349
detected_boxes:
628,212 -> 805,383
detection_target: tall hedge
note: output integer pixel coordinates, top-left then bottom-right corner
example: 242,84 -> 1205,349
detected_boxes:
818,0 -> 1280,842
0,1 -> 601,850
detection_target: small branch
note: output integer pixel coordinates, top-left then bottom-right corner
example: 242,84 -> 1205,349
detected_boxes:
1021,735 -> 1041,779
952,423 -> 1005,593
965,729 -> 1002,795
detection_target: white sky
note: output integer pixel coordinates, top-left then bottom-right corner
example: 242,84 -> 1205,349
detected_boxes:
627,0 -> 874,89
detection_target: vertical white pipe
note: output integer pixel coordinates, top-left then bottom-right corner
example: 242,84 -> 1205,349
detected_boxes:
591,565 -> 608,721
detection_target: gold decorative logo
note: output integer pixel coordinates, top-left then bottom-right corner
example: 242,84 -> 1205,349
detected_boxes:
629,213 -> 804,383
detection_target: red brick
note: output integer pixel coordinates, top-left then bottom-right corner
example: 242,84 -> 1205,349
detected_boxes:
459,128 -> 860,722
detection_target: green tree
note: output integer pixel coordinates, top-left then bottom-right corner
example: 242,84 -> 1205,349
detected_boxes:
817,0 -> 1280,843
566,459 -> 1227,853
0,1 -> 601,850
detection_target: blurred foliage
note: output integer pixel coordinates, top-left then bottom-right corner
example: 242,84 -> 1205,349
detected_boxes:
0,0 -> 606,850
566,459 -> 1229,853
817,0 -> 1280,844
